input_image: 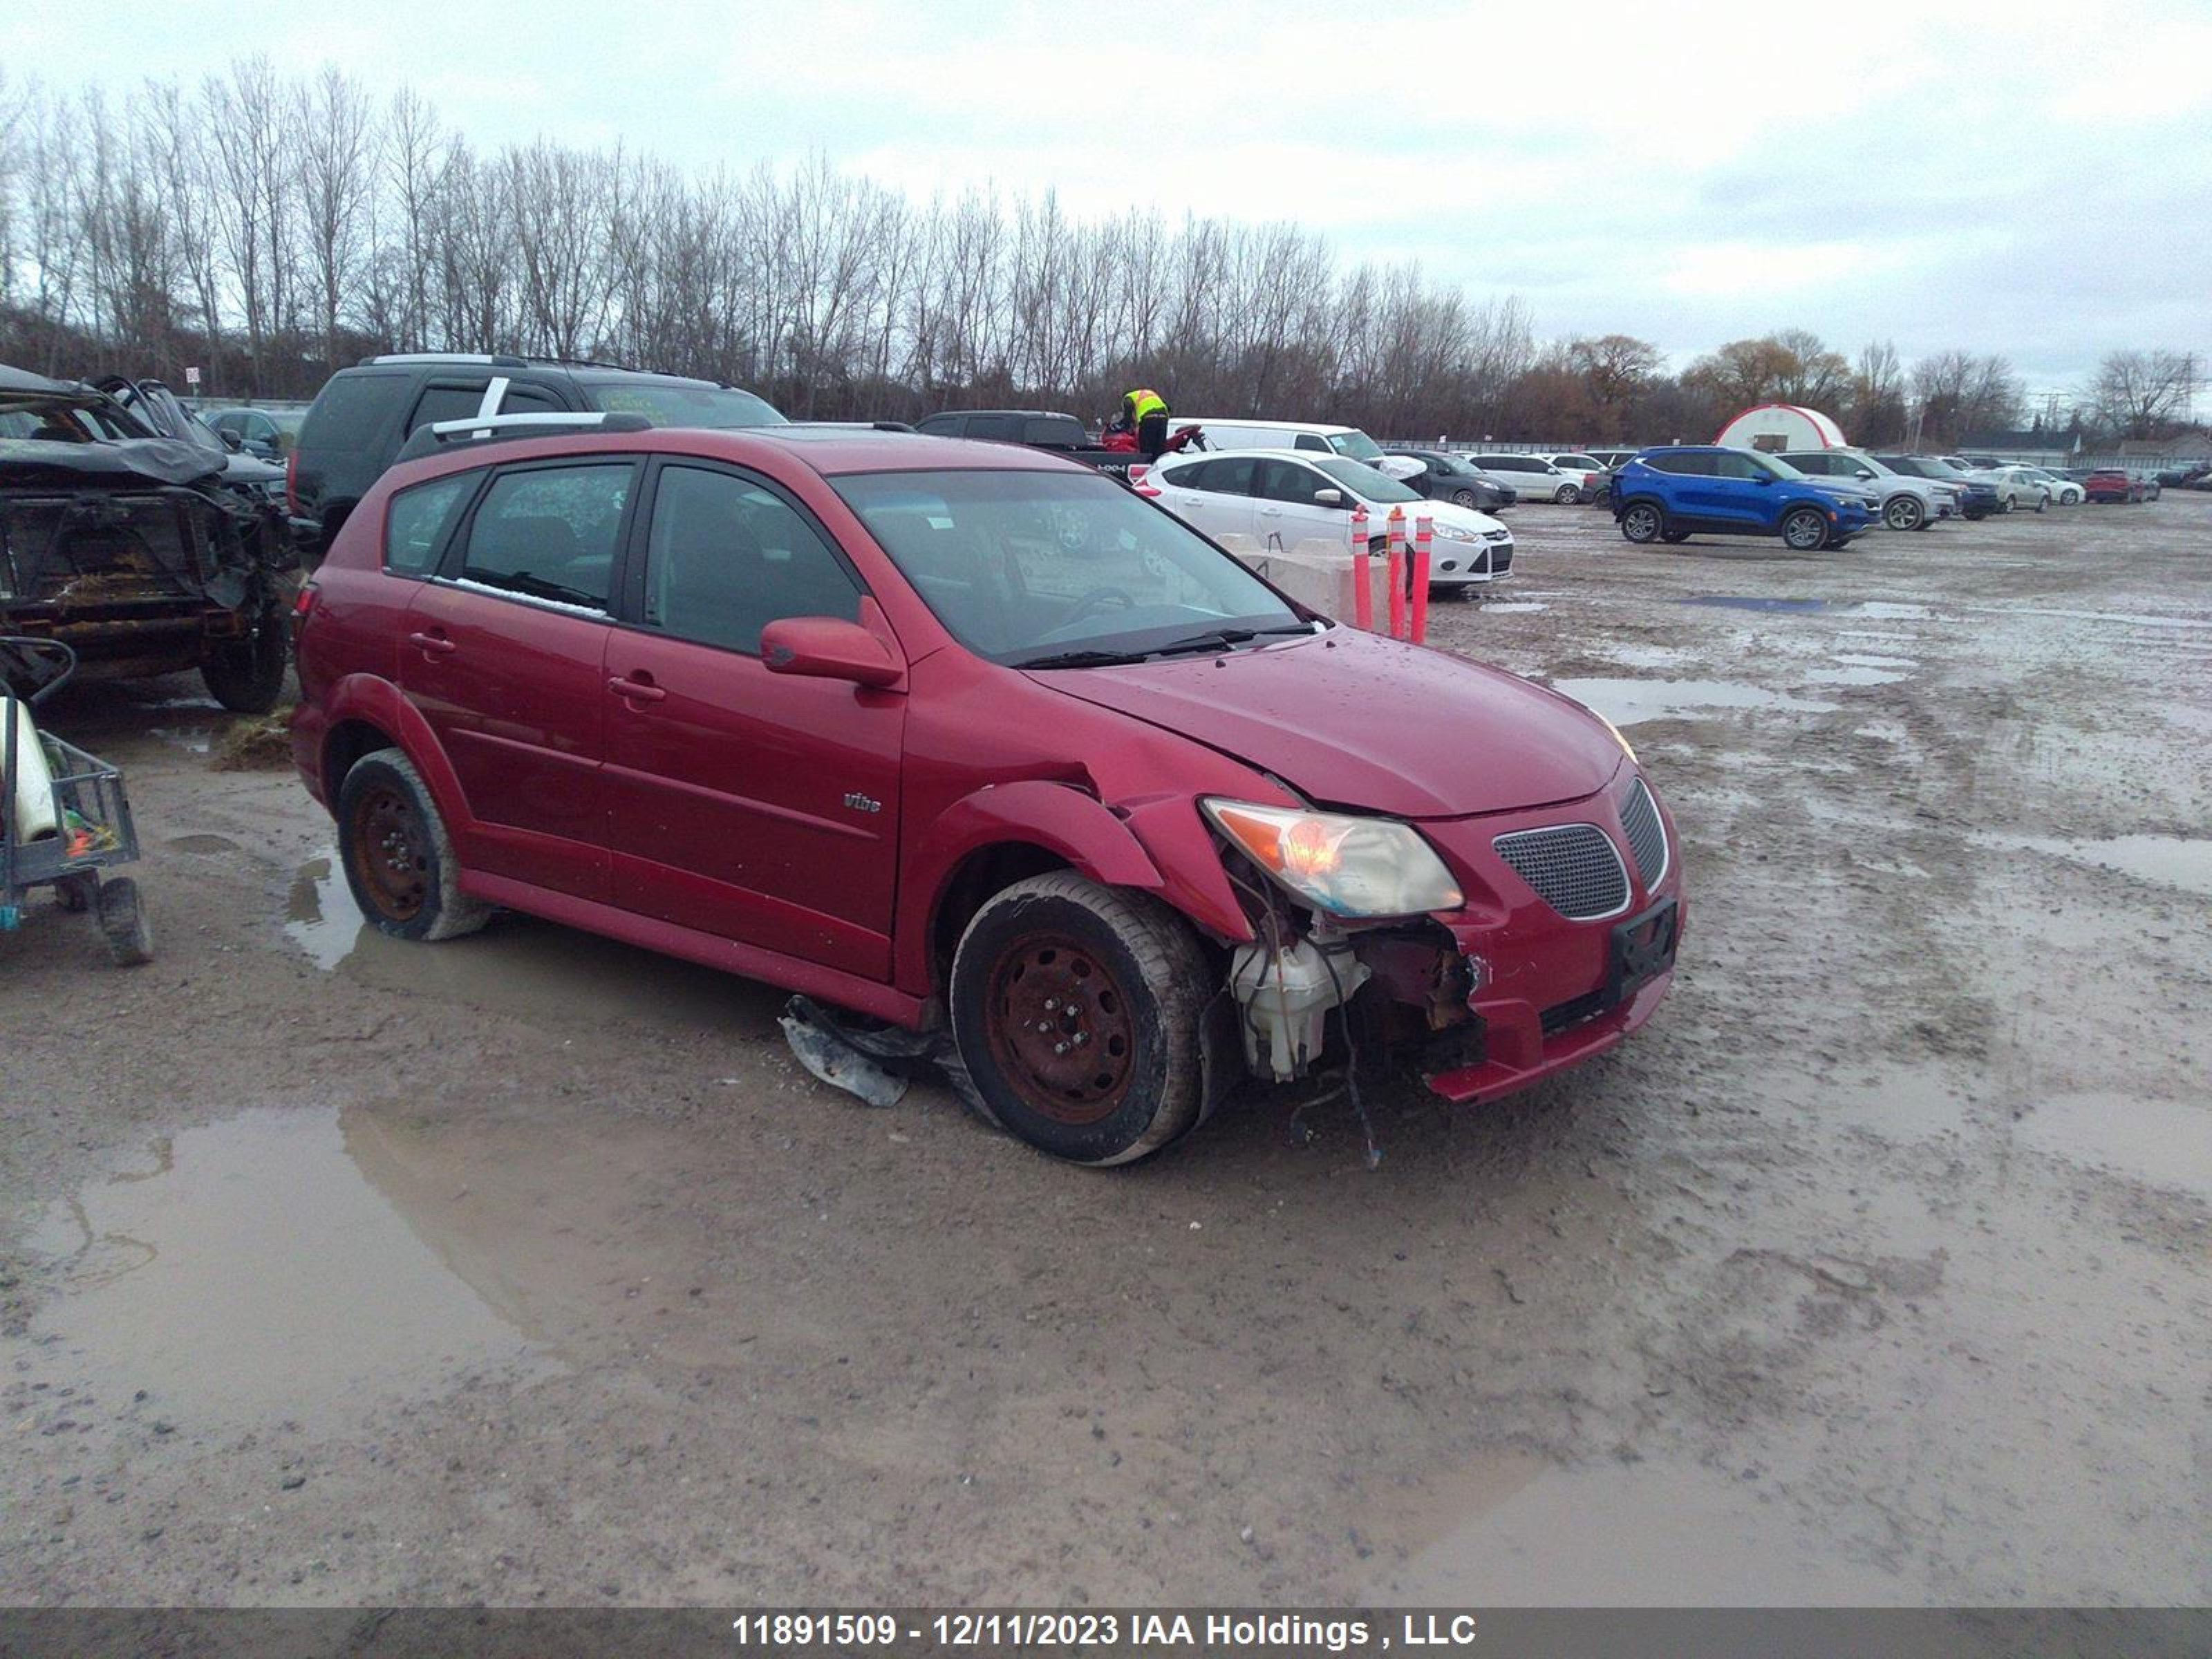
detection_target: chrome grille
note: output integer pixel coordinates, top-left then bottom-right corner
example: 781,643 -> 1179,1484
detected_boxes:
1491,823 -> 1629,919
1620,777 -> 1667,888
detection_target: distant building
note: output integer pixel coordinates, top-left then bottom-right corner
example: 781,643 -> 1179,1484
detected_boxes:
1715,403 -> 1847,453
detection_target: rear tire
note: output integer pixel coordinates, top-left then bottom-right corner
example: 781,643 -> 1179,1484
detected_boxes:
1553,483 -> 1578,505
335,748 -> 489,943
95,877 -> 154,966
1620,501 -> 1665,544
950,872 -> 1215,1165
200,598 -> 290,715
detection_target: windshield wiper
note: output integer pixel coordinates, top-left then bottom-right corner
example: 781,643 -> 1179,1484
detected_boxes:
1013,647 -> 1156,669
1147,624 -> 1314,658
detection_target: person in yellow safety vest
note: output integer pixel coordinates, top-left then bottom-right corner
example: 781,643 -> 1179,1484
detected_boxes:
1121,387 -> 1172,459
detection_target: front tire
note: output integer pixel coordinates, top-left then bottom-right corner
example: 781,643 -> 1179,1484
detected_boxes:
950,872 -> 1215,1165
1553,483 -> 1578,505
1450,488 -> 1478,508
335,748 -> 489,942
2035,493 -> 2048,512
1884,496 -> 1924,532
1620,501 -> 1666,544
1780,507 -> 1828,551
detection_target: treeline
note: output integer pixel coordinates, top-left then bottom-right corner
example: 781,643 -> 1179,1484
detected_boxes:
0,61 -> 2199,446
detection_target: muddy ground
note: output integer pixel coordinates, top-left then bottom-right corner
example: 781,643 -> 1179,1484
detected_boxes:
3,491 -> 2207,1609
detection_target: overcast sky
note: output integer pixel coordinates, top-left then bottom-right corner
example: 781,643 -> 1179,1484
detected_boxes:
7,0 -> 2208,393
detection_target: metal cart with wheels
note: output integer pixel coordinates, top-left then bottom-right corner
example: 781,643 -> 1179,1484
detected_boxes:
1,637 -> 153,965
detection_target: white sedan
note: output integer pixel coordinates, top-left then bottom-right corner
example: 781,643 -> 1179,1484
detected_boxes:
1146,449 -> 1515,588
1976,467 -> 2055,512
2018,465 -> 2084,505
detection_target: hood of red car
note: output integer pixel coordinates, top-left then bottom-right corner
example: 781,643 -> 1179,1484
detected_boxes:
1031,628 -> 1624,819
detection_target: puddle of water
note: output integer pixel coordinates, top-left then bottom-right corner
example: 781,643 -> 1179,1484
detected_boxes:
26,1108 -> 551,1429
1833,653 -> 1916,669
1680,597 -> 1829,613
285,852 -> 362,971
1999,607 -> 2212,632
167,833 -> 241,855
147,725 -> 212,756
2007,834 -> 2212,899
283,847 -> 784,1033
2016,1091 -> 2212,1198
1806,664 -> 1909,686
1374,1455 -> 1924,1605
1549,677 -> 1840,725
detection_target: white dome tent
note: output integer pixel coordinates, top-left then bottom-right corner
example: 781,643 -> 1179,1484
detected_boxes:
1716,403 -> 1848,453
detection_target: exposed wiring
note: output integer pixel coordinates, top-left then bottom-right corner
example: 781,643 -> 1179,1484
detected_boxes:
1318,943 -> 1381,1170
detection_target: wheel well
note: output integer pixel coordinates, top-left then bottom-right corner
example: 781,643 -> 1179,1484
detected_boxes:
322,718 -> 395,800
930,842 -> 1074,986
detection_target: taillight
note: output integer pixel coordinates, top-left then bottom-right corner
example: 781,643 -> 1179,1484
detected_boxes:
1130,465 -> 1160,499
292,583 -> 318,618
284,449 -> 299,517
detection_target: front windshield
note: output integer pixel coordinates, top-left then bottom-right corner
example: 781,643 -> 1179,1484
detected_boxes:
588,380 -> 787,429
834,469 -> 1307,668
1428,453 -> 1480,476
1318,456 -> 1420,503
1325,429 -> 1385,463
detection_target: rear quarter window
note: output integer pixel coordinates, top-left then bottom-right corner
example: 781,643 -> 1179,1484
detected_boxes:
384,473 -> 479,577
299,374 -> 411,453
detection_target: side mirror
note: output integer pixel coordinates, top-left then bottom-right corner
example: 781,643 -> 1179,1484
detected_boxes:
760,617 -> 903,689
1312,488 -> 1344,507
1855,468 -> 1875,480
218,429 -> 243,453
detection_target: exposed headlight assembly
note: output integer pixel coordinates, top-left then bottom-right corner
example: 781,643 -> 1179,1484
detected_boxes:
1202,799 -> 1463,917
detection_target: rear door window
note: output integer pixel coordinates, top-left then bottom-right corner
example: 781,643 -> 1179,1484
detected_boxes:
966,414 -> 1021,442
1197,456 -> 1259,496
456,462 -> 634,612
1293,434 -> 1329,452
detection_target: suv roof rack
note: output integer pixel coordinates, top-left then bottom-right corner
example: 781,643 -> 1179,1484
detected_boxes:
358,351 -> 662,375
393,410 -> 653,465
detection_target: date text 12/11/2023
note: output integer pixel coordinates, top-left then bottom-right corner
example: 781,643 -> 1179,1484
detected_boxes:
729,1612 -> 1483,1650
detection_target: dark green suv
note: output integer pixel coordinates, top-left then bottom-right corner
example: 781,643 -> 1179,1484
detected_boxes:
290,356 -> 784,559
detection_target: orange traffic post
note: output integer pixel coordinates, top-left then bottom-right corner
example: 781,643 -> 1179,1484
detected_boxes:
1349,503 -> 1371,630
1385,507 -> 1407,639
1411,514 -> 1433,644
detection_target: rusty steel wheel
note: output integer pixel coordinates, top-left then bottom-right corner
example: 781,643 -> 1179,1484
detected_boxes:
983,932 -> 1138,1125
350,780 -> 429,924
335,748 -> 489,943
951,872 -> 1218,1165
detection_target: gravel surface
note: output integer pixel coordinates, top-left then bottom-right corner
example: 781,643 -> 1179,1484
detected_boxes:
3,491 -> 2207,1607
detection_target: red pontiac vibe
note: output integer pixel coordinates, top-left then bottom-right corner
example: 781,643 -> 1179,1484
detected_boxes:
290,423 -> 1683,1164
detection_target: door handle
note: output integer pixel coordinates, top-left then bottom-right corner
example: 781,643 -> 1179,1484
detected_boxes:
608,675 -> 666,703
406,630 -> 456,656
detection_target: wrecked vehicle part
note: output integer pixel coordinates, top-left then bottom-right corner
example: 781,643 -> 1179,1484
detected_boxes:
779,995 -> 986,1116
3,365 -> 295,708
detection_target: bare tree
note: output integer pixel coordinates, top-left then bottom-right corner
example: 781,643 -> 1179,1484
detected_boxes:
297,66 -> 377,375
2083,349 -> 2204,438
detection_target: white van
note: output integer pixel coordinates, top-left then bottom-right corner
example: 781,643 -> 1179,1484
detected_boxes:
1171,417 -> 1389,467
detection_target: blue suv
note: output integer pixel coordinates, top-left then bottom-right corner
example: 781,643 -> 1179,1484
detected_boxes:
1609,447 -> 1878,551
